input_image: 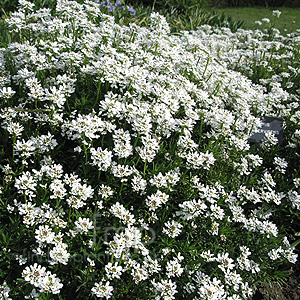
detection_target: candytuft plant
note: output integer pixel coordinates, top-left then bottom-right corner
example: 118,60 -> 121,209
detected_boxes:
0,1 -> 300,299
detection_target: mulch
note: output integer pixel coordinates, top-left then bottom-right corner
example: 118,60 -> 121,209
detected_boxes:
250,260 -> 300,300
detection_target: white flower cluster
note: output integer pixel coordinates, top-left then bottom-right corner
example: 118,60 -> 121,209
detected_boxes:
110,202 -> 136,225
0,282 -> 11,300
151,278 -> 177,300
105,226 -> 148,259
92,281 -> 114,299
22,263 -> 63,294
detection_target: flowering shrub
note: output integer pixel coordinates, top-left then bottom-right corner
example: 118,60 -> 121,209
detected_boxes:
0,1 -> 299,299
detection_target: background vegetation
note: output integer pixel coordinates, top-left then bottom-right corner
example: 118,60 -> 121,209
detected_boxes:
1,0 -> 300,33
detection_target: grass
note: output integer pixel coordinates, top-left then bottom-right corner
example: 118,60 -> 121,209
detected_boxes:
212,6 -> 300,35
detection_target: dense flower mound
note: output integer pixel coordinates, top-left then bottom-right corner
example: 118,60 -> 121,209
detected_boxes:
0,1 -> 300,299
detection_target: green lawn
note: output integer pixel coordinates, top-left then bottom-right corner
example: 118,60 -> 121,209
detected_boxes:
212,6 -> 300,34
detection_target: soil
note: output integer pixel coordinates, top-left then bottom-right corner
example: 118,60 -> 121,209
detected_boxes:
250,261 -> 300,300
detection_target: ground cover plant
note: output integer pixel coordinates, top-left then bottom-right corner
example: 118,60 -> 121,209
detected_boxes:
0,0 -> 300,299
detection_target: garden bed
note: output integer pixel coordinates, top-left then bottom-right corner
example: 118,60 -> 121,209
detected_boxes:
251,260 -> 300,299
0,1 -> 300,299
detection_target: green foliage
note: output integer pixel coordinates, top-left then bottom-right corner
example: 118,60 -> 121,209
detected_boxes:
0,17 -> 11,47
0,0 -> 19,16
169,9 -> 244,32
209,10 -> 244,31
127,3 -> 244,32
158,0 -> 210,11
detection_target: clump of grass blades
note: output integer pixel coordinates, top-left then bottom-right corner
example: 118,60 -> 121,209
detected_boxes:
128,3 -> 244,33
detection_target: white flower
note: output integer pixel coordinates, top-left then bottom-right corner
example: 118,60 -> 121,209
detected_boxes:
66,195 -> 85,209
1,2 -> 300,299
240,282 -> 253,298
176,199 -> 207,220
35,225 -> 55,245
50,179 -> 67,199
110,202 -> 136,225
39,272 -> 63,294
151,279 -> 177,299
201,250 -> 215,262
162,248 -> 171,256
143,256 -> 161,274
240,246 -> 251,257
283,248 -> 298,264
4,121 -> 24,137
217,252 -> 235,273
99,184 -> 114,199
19,0 -> 35,11
111,164 -> 133,178
105,262 -> 123,279
166,258 -> 184,278
272,10 -> 281,18
24,288 -> 39,299
75,217 -> 93,234
22,263 -> 63,294
259,171 -> 276,189
211,221 -> 219,235
209,204 -> 225,220
293,178 -> 300,188
131,263 -> 148,283
49,243 -> 70,265
92,281 -> 114,299
150,172 -> 168,188
105,226 -> 146,259
0,282 -> 11,300
87,257 -> 95,267
15,171 -> 37,198
262,132 -> 278,149
163,220 -> 183,238
70,181 -> 94,201
90,147 -> 113,171
149,12 -> 170,35
44,86 -> 66,108
13,140 -> 36,162
131,175 -> 147,193
288,190 -> 300,209
186,150 -> 215,170
145,190 -> 169,211
15,254 -> 27,265
22,263 -> 46,287
0,87 -> 16,99
197,275 -> 225,300
100,92 -> 124,118
274,156 -> 288,174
